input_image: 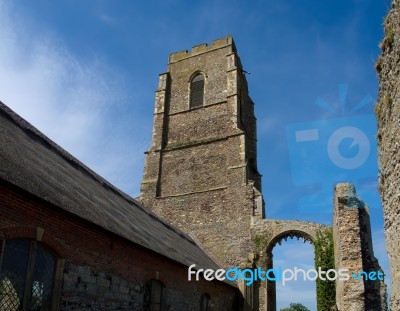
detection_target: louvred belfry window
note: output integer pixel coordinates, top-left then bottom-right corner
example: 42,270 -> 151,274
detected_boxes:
190,73 -> 205,108
0,239 -> 57,311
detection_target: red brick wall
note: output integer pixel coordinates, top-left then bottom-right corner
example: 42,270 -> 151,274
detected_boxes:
0,180 -> 239,310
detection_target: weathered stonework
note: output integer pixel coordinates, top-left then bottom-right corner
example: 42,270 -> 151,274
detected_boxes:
140,36 -> 387,310
61,263 -> 145,310
376,1 -> 400,309
60,262 -> 237,311
251,219 -> 326,311
140,36 -> 261,271
333,183 -> 387,311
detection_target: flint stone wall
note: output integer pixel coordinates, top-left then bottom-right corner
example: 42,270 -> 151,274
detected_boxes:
376,1 -> 400,309
333,183 -> 387,311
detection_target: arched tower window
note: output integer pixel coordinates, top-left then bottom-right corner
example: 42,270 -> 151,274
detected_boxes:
0,239 -> 58,311
189,73 -> 205,108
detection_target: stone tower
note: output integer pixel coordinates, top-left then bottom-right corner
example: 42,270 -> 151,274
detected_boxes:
139,36 -> 388,311
139,36 -> 263,269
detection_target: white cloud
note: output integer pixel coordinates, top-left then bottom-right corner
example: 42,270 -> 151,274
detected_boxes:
0,2 -> 150,196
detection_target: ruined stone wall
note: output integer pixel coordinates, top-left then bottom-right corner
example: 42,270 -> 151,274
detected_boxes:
376,1 -> 400,309
251,218 -> 326,311
251,218 -> 327,249
333,183 -> 386,311
140,36 -> 261,270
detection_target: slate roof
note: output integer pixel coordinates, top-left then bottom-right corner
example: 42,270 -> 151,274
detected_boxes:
0,101 -> 222,273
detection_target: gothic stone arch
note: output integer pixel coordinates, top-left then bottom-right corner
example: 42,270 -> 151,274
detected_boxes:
251,219 -> 327,311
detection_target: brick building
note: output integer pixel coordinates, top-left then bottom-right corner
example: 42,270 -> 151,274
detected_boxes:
0,101 -> 240,310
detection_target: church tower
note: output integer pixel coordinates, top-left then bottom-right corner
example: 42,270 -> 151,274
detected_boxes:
139,36 -> 263,269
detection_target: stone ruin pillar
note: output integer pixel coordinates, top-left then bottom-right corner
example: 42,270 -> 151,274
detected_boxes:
333,183 -> 387,311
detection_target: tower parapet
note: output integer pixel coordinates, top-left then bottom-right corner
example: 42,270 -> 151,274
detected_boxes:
169,36 -> 235,63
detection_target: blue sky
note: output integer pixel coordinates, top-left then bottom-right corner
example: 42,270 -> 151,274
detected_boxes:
0,1 -> 392,310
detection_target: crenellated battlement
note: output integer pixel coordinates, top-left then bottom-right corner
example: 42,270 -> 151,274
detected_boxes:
169,35 -> 235,63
